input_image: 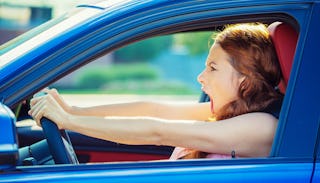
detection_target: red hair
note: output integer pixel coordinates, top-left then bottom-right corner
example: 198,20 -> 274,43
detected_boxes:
184,23 -> 282,159
214,23 -> 282,120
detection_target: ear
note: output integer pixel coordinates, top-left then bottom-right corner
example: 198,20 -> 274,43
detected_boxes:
232,72 -> 246,90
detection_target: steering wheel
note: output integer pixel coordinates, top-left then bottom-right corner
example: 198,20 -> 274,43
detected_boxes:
41,117 -> 79,164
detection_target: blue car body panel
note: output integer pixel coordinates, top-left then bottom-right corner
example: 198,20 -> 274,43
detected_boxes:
0,161 -> 314,183
0,103 -> 18,170
270,1 -> 320,158
0,0 -> 320,182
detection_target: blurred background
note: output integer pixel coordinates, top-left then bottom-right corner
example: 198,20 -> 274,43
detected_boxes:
1,0 -> 213,104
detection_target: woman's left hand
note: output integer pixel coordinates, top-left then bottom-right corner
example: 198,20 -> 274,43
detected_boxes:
28,92 -> 69,129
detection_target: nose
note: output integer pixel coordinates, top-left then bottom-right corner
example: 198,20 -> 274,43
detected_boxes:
197,70 -> 204,84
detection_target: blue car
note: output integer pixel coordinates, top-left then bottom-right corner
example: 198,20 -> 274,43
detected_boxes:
1,0 -> 320,182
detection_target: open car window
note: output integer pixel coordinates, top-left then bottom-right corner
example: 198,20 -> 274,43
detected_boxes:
51,31 -> 213,106
15,22 -> 297,165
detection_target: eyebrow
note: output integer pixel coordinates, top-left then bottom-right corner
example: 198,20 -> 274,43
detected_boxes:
206,60 -> 217,66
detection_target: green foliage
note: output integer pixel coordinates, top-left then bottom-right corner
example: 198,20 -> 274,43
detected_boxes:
70,63 -> 196,95
100,80 -> 196,95
75,63 -> 158,89
174,31 -> 214,55
114,35 -> 173,62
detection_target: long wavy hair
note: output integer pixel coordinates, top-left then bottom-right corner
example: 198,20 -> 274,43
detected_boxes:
183,23 -> 283,159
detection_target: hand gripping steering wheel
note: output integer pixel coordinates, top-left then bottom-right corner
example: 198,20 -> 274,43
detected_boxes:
35,92 -> 79,164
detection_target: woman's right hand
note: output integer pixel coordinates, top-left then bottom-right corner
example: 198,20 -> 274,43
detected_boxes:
29,89 -> 71,129
41,88 -> 74,114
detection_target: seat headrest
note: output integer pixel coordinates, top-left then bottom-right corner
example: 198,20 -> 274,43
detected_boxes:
268,22 -> 298,93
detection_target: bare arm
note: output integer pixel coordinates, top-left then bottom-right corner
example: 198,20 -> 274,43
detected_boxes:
30,90 -> 277,157
70,101 -> 211,121
158,112 -> 278,157
45,88 -> 211,121
60,113 -> 276,157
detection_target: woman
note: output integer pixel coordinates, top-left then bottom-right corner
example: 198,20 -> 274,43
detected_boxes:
29,23 -> 283,160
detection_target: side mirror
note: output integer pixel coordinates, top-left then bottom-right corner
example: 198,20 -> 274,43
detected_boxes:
0,103 -> 18,170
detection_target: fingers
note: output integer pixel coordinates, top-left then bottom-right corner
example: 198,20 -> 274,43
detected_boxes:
34,88 -> 57,97
44,88 -> 58,96
29,97 -> 46,125
46,88 -> 71,112
29,88 -> 68,128
29,94 -> 53,125
48,88 -> 63,103
30,88 -> 58,107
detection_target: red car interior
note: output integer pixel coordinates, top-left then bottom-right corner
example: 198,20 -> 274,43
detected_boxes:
268,22 -> 299,93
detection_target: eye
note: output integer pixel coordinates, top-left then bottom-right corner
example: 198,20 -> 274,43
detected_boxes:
210,66 -> 217,71
205,61 -> 217,72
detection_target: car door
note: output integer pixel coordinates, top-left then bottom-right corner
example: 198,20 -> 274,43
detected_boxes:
305,2 -> 320,183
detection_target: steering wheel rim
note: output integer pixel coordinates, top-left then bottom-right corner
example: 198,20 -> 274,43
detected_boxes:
41,117 -> 79,164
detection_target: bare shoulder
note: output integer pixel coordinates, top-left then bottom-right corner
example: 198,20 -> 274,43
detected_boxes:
221,112 -> 278,134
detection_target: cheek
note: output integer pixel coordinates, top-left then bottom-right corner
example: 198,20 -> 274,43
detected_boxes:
228,82 -> 240,98
202,71 -> 239,101
213,74 -> 238,98
207,77 -> 224,96
230,72 -> 242,96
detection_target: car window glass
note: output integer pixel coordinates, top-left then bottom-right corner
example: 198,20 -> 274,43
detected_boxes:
52,31 -> 213,105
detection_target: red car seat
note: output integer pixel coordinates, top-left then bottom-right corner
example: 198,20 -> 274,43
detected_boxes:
268,22 -> 298,93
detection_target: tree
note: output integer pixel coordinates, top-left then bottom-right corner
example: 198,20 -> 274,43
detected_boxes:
114,35 -> 173,63
174,31 -> 214,56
